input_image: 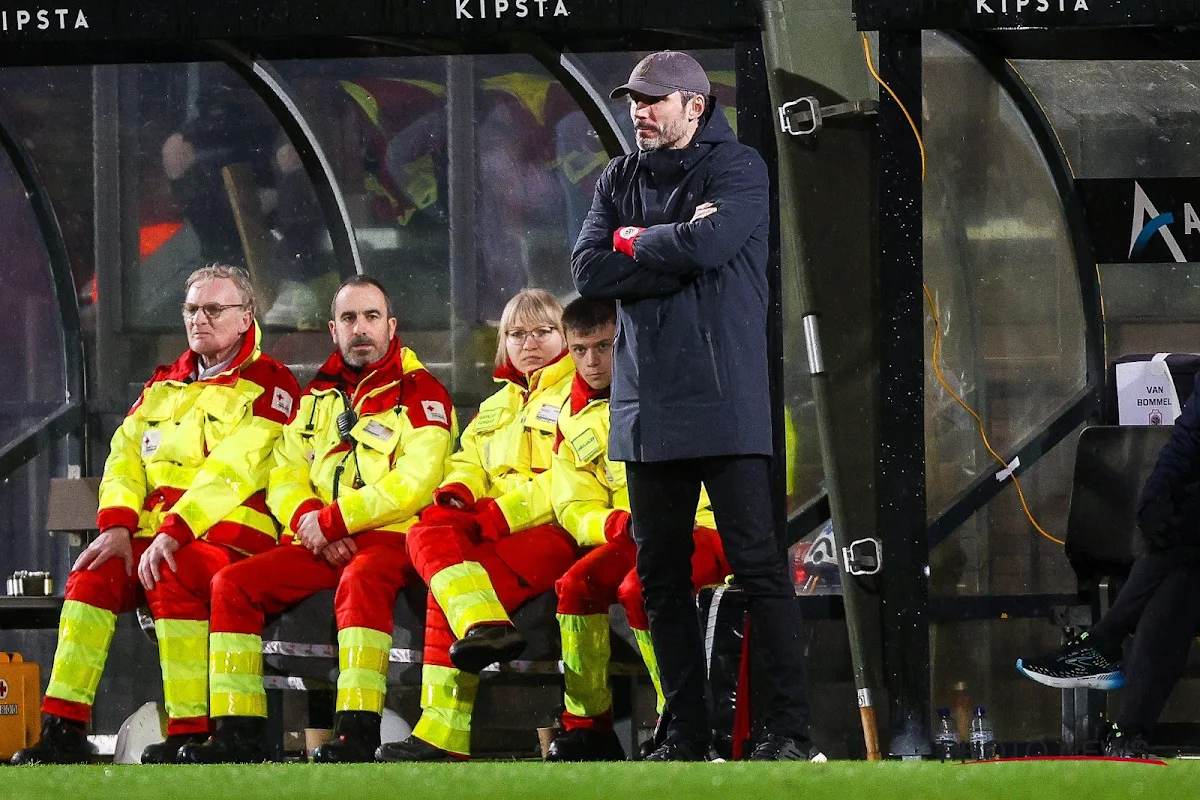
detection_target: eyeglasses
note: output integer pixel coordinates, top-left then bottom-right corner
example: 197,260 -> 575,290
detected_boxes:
182,302 -> 248,322
505,326 -> 559,345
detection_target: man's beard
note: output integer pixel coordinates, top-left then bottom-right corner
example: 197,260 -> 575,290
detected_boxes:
342,336 -> 382,368
635,117 -> 688,151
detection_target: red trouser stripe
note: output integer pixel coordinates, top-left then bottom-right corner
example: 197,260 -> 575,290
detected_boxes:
210,531 -> 414,636
419,523 -> 579,668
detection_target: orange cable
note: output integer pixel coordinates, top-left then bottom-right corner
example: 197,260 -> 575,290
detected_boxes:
862,33 -> 1063,546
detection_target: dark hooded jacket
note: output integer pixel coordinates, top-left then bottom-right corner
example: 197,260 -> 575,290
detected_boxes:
571,106 -> 771,462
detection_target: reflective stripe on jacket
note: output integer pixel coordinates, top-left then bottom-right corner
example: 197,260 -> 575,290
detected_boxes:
553,372 -> 716,548
96,323 -> 299,555
268,341 -> 455,541
443,354 -> 575,533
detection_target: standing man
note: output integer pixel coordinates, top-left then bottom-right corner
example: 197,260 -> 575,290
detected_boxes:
178,276 -> 455,764
572,51 -> 822,762
13,265 -> 298,765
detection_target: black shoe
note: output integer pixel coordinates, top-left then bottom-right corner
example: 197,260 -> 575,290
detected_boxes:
1103,725 -> 1155,759
545,727 -> 627,762
375,735 -> 464,762
10,715 -> 97,765
643,739 -> 709,762
639,713 -> 673,759
1016,631 -> 1124,690
749,733 -> 827,762
448,624 -> 526,674
311,711 -> 381,764
141,733 -> 209,764
176,716 -> 267,764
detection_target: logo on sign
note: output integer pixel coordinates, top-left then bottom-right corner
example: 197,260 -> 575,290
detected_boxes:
0,678 -> 6,699
1129,181 -> 1199,263
455,0 -> 569,19
974,0 -> 1088,12
0,8 -> 90,32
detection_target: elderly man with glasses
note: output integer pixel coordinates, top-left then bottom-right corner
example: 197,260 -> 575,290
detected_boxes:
13,265 -> 299,765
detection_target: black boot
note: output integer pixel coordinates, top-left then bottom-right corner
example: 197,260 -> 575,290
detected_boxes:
10,715 -> 96,765
141,733 -> 209,764
176,716 -> 268,764
448,623 -> 526,674
375,735 -> 464,762
311,711 -> 381,764
545,727 -> 627,762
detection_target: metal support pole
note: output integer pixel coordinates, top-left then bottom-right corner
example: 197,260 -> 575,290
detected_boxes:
875,29 -> 931,759
446,55 -> 478,395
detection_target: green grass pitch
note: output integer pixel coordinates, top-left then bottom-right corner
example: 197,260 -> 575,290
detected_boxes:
0,760 -> 1193,800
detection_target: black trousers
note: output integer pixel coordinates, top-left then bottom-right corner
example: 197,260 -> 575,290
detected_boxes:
1090,550 -> 1200,735
626,455 -> 813,745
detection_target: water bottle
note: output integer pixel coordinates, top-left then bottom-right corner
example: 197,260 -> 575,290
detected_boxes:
933,707 -> 959,761
968,706 -> 995,760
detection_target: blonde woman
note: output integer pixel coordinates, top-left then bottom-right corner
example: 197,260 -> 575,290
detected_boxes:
378,288 -> 580,762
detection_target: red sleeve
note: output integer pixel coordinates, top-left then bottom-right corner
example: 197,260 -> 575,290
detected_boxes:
290,498 -> 324,533
317,502 -> 349,542
158,513 -> 196,546
97,507 -> 140,533
245,358 -> 302,425
403,370 -> 454,432
434,483 -> 475,508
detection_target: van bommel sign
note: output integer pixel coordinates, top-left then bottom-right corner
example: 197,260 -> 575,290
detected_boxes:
855,0 -> 1199,30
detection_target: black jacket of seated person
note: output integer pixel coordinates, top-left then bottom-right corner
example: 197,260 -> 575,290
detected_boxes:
1139,372 -> 1200,558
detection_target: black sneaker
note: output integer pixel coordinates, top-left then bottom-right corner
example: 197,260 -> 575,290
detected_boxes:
545,727 -> 627,762
375,735 -> 465,762
643,739 -> 709,762
749,733 -> 827,762
1103,725 -> 1155,759
1016,631 -> 1124,690
448,624 -> 526,674
10,715 -> 97,765
176,716 -> 268,764
141,733 -> 208,764
311,711 -> 381,764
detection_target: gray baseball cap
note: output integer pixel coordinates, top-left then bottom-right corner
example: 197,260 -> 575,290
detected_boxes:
610,51 -> 711,100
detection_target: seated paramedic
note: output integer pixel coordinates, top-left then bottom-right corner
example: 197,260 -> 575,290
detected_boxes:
13,265 -> 299,765
178,275 -> 455,764
545,297 -> 729,762
375,288 -> 579,762
1017,374 -> 1200,758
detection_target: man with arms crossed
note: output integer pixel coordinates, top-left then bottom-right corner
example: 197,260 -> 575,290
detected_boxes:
572,51 -> 822,762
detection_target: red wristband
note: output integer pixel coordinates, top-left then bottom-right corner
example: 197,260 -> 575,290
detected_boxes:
613,226 -> 645,258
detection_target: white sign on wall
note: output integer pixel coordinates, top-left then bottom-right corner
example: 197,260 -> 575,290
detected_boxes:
1115,354 -> 1181,426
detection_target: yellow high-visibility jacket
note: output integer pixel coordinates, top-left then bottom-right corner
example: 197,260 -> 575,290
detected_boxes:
96,323 -> 299,555
268,340 -> 456,541
440,354 -> 575,533
553,372 -> 716,548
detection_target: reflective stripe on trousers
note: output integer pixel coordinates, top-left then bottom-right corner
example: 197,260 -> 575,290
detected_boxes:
209,631 -> 266,718
558,612 -> 611,719
411,664 -> 479,756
